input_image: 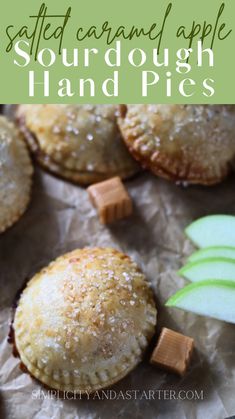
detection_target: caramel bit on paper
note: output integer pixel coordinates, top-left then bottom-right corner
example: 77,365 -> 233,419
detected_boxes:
88,176 -> 133,224
150,328 -> 194,376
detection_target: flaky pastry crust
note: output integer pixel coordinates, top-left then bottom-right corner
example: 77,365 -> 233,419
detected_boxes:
17,105 -> 139,185
118,105 -> 235,185
14,247 -> 157,393
0,116 -> 33,233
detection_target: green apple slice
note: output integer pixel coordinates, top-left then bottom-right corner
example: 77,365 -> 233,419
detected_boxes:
185,215 -> 235,248
178,257 -> 235,282
166,280 -> 235,324
188,246 -> 235,263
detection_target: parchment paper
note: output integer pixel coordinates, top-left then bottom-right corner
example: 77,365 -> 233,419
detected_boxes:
1,157 -> 235,418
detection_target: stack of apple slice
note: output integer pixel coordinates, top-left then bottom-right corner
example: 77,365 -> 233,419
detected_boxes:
166,215 -> 235,324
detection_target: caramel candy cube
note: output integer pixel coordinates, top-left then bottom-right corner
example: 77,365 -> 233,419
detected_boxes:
150,328 -> 194,376
87,177 -> 133,224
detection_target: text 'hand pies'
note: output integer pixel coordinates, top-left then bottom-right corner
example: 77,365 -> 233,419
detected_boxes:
0,116 -> 33,233
13,247 -> 157,393
17,104 -> 139,185
118,105 -> 235,185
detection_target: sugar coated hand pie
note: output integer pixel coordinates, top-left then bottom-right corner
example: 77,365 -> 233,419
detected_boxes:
118,105 -> 235,185
13,247 -> 157,393
17,104 -> 139,185
0,116 -> 33,233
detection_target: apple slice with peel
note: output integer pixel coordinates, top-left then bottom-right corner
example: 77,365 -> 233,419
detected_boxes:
188,247 -> 235,263
166,280 -> 235,324
185,215 -> 235,248
178,257 -> 235,282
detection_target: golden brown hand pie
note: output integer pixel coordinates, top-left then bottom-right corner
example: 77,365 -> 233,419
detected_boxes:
0,116 -> 33,233
17,104 -> 139,185
118,105 -> 235,185
13,247 -> 157,393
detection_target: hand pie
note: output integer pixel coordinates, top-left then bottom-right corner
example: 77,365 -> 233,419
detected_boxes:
0,116 -> 33,233
13,247 -> 157,393
17,105 -> 139,185
118,105 -> 235,185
